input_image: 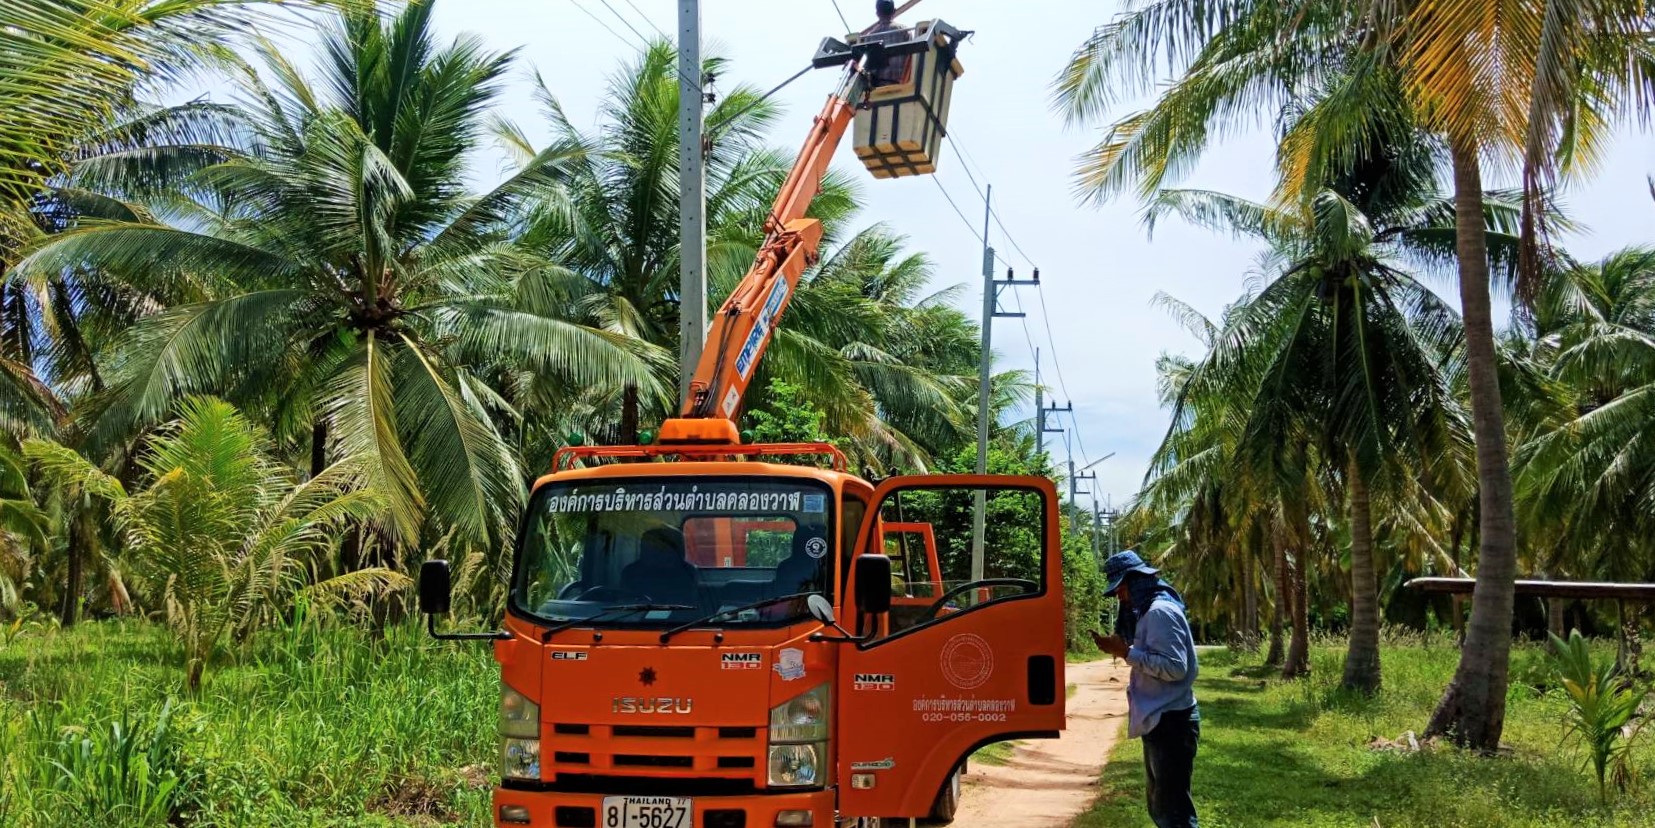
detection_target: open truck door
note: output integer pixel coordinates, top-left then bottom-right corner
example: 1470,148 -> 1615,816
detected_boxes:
836,475 -> 1066,820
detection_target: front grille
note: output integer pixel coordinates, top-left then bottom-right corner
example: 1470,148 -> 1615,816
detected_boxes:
546,722 -> 764,780
613,725 -> 695,739
615,754 -> 695,768
526,774 -> 761,797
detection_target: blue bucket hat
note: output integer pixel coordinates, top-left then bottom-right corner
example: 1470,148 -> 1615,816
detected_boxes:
1102,550 -> 1158,595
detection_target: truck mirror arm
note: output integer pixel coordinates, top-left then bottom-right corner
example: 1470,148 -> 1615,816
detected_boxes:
425,613 -> 511,642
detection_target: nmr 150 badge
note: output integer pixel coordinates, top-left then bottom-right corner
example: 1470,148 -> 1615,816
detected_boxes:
720,652 -> 762,670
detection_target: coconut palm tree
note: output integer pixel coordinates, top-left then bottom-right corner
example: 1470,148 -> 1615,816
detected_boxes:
26,397 -> 399,690
1518,247 -> 1655,672
16,2 -> 660,559
1139,115 -> 1483,691
501,41 -> 850,434
0,0 -> 275,259
749,224 -> 977,470
1053,0 -> 1650,745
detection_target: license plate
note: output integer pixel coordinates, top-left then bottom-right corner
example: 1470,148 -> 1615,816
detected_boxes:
600,796 -> 691,828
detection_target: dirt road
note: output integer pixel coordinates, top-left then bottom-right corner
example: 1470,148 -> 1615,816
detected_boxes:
954,657 -> 1130,827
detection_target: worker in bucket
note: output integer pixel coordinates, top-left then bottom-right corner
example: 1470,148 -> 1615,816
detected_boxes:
1092,550 -> 1200,828
861,0 -> 910,88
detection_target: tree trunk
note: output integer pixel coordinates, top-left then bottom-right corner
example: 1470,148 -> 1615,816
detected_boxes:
310,420 -> 329,479
1238,544 -> 1260,652
1343,467 -> 1382,693
58,505 -> 86,627
1283,548 -> 1311,679
1265,540 -> 1287,667
1618,601 -> 1644,677
1449,508 -> 1465,638
620,382 -> 640,445
1425,140 -> 1520,751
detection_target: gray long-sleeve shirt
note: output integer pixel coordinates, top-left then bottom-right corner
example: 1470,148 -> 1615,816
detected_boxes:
1124,595 -> 1199,737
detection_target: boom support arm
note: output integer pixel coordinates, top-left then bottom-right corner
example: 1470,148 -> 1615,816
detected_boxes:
680,68 -> 865,421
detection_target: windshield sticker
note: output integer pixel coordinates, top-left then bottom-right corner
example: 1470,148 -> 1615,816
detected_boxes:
543,487 -> 805,514
774,648 -> 806,681
853,673 -> 895,691
940,633 -> 995,690
721,652 -> 763,670
913,697 -> 1015,723
804,537 -> 828,559
802,494 -> 826,513
851,758 -> 896,771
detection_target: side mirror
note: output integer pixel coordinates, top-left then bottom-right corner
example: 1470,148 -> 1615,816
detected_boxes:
806,594 -> 836,626
419,559 -> 452,615
854,554 -> 892,616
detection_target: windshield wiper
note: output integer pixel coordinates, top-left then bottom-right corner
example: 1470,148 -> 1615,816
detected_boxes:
541,602 -> 696,639
658,592 -> 820,643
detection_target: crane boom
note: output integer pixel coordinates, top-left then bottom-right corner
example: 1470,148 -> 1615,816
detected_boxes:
680,67 -> 865,424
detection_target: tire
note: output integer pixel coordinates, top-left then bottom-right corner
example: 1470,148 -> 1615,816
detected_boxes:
922,767 -> 963,825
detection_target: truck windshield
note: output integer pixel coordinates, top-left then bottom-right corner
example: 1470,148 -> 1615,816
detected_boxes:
513,478 -> 835,627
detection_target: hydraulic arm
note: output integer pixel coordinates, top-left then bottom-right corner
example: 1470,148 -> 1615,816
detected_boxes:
679,67 -> 865,424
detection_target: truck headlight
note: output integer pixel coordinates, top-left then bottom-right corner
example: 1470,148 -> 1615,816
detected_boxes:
501,684 -> 539,739
768,684 -> 828,743
767,742 -> 823,787
501,737 -> 541,780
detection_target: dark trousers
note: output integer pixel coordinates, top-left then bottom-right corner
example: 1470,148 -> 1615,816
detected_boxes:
1142,705 -> 1200,828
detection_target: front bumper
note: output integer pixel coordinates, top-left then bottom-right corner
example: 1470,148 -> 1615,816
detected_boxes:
492,787 -> 837,828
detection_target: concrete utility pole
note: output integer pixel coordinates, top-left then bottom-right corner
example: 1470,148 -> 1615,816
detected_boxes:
1033,348 -> 1042,455
677,0 -> 706,406
971,185 -> 994,588
971,184 -> 1036,586
1041,398 -> 1069,461
1071,451 -> 1114,538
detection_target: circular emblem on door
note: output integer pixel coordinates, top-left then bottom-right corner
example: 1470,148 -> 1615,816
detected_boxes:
940,633 -> 994,690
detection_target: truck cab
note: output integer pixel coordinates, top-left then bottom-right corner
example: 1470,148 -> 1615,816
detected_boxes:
410,18 -> 1065,826
424,444 -> 1066,828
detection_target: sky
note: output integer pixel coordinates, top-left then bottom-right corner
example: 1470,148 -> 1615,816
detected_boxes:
245,0 -> 1655,514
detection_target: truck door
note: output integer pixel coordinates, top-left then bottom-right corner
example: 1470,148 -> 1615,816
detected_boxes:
836,475 -> 1066,819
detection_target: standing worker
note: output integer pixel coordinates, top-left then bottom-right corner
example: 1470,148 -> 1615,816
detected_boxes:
1092,550 -> 1200,828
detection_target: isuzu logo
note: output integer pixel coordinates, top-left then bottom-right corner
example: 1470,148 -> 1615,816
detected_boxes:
612,697 -> 694,714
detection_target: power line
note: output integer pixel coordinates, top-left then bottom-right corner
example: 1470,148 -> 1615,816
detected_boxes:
620,0 -> 669,39
947,131 -> 1040,271
596,0 -> 657,50
829,0 -> 852,32
928,149 -> 1091,468
576,0 -> 702,93
1036,286 -> 1091,465
570,0 -> 634,50
928,175 -> 986,246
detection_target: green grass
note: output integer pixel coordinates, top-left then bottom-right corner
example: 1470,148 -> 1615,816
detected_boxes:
972,740 -> 1020,766
1077,633 -> 1655,827
0,619 -> 498,827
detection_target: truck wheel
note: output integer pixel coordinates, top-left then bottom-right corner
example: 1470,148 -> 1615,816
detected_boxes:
923,767 -> 963,825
